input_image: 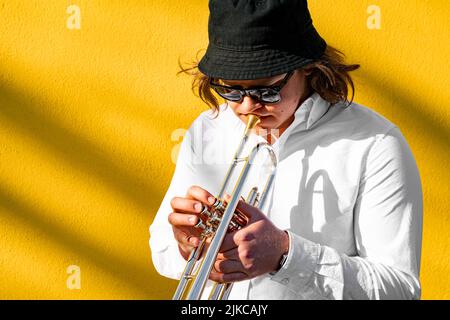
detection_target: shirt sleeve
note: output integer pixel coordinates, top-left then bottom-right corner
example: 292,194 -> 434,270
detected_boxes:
149,119 -> 201,280
270,126 -> 423,300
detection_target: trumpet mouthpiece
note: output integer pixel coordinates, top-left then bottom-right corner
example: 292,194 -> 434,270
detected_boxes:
244,115 -> 261,136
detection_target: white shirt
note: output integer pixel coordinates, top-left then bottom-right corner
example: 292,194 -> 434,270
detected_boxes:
149,92 -> 423,300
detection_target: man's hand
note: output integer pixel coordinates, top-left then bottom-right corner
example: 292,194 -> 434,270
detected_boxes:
209,196 -> 289,283
168,185 -> 216,260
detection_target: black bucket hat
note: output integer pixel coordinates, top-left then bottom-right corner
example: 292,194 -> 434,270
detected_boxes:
198,0 -> 327,80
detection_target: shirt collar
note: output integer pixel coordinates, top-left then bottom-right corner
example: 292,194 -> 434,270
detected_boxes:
221,92 -> 331,150
269,92 -> 331,150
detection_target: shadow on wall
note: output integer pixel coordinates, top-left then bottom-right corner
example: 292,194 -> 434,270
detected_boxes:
0,80 -> 161,212
359,69 -> 450,152
0,184 -> 160,296
0,80 -> 164,297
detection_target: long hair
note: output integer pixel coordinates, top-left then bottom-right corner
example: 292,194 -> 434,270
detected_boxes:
178,46 -> 360,113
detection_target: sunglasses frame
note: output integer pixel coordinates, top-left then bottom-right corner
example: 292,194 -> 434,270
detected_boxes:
210,71 -> 294,104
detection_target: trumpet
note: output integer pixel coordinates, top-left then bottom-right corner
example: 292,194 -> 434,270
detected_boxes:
173,115 -> 278,300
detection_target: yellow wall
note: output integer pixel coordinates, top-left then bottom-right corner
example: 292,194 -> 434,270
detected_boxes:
0,1 -> 448,299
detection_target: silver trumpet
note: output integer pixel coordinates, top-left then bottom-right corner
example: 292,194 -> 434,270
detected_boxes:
173,115 -> 278,300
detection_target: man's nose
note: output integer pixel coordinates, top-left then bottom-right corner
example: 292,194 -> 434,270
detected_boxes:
239,96 -> 261,114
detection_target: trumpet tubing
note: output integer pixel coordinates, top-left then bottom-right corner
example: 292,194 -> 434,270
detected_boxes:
173,115 -> 277,300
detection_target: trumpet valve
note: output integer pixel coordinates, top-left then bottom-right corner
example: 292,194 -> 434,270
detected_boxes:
194,219 -> 207,230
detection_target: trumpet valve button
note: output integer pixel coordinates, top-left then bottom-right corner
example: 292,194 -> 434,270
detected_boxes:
213,200 -> 226,213
194,220 -> 206,230
200,206 -> 213,218
228,220 -> 239,231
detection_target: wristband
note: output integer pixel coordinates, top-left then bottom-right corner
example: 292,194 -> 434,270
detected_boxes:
269,252 -> 288,276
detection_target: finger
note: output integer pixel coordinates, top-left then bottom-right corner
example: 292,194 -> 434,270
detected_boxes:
234,198 -> 256,220
185,185 -> 216,206
209,271 -> 248,283
173,226 -> 200,247
223,193 -> 245,204
219,231 -> 239,253
214,259 -> 244,274
224,194 -> 257,221
168,212 -> 200,227
217,248 -> 239,261
170,197 -> 204,214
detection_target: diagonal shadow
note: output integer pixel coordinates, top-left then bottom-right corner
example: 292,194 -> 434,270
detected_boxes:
280,89 -> 431,252
0,183 -> 161,297
284,123 -> 361,254
0,80 -> 165,213
359,69 -> 450,152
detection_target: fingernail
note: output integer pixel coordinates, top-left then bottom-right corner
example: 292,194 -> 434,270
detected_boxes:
190,237 -> 198,245
188,216 -> 197,224
208,196 -> 215,205
194,203 -> 202,212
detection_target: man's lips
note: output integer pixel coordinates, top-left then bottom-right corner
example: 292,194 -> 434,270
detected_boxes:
240,113 -> 271,118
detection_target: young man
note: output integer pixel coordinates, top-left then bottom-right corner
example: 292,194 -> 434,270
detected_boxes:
150,0 -> 423,299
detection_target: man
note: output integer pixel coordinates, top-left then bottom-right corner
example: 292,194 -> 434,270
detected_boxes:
150,0 -> 422,299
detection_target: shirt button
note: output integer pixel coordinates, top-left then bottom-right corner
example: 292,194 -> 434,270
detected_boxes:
282,278 -> 289,285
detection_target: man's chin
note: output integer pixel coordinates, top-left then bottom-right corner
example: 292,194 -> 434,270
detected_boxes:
256,116 -> 277,128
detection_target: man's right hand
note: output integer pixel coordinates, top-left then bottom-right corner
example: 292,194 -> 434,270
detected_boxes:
168,185 -> 216,260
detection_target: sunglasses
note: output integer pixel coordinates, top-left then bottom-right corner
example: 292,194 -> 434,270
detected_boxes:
210,71 -> 294,104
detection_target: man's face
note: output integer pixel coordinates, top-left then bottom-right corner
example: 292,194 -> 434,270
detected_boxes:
221,69 -> 310,135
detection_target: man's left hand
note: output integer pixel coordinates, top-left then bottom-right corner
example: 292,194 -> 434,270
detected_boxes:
209,197 -> 289,283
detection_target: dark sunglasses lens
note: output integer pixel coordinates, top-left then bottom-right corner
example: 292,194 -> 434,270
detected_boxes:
259,89 -> 280,103
213,86 -> 281,103
214,87 -> 242,102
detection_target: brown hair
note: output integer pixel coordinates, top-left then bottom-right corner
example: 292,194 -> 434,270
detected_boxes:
178,45 -> 360,113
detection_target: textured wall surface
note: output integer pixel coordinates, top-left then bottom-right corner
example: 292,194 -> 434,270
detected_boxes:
0,1 -> 448,299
